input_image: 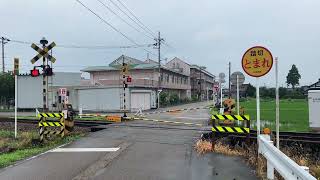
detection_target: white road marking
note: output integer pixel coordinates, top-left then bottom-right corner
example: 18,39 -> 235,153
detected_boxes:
175,117 -> 208,120
50,148 -> 120,152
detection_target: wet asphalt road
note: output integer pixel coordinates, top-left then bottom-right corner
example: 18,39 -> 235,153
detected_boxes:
0,102 -> 258,180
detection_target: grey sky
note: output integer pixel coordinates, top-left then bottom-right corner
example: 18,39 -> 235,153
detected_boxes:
1,0 -> 320,86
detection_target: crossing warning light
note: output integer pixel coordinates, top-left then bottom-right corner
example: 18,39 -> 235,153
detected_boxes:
30,68 -> 40,77
127,76 -> 132,83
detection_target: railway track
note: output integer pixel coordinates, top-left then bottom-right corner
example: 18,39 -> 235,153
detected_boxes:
0,117 -> 112,127
1,117 -> 320,144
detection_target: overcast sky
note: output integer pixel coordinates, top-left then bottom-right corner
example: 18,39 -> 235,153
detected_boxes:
1,0 -> 320,87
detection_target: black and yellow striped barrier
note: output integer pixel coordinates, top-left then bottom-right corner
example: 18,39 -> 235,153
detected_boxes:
39,122 -> 64,127
40,129 -> 64,136
212,126 -> 250,133
211,114 -> 250,121
38,113 -> 64,118
38,112 -> 65,142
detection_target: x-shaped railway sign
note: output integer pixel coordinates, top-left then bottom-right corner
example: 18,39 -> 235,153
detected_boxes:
30,42 -> 56,64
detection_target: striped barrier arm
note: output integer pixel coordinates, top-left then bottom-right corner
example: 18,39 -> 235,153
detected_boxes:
39,122 -> 64,127
124,117 -> 203,127
211,114 -> 250,121
212,126 -> 250,133
37,113 -> 64,118
143,106 -> 210,115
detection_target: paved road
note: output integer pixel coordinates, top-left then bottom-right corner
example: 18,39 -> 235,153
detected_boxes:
0,102 -> 257,180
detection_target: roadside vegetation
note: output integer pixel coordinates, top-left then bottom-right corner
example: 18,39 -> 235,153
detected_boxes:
0,126 -> 87,168
195,139 -> 320,179
210,98 -> 309,132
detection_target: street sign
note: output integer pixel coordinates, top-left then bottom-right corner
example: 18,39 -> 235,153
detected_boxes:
213,83 -> 219,89
106,115 -> 121,122
241,46 -> 273,77
59,88 -> 67,96
230,71 -> 245,85
13,58 -> 19,75
219,73 -> 225,79
31,42 -> 56,64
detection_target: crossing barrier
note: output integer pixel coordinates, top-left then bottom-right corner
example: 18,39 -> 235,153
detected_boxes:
141,106 -> 211,116
212,126 -> 250,133
38,112 -> 64,142
123,117 -> 203,127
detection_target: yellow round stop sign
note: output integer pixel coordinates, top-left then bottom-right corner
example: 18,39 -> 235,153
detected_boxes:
241,46 -> 273,77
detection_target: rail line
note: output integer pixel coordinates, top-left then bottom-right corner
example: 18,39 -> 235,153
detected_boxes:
1,117 -> 320,144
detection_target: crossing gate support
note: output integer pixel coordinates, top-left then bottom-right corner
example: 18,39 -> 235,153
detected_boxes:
38,112 -> 64,142
211,114 -> 250,149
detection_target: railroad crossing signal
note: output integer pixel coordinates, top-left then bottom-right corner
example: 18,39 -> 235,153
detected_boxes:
30,42 -> 56,64
121,63 -> 129,75
13,58 -> 19,75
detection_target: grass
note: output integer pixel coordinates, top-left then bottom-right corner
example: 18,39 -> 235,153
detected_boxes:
194,139 -> 320,179
241,98 -> 309,132
0,130 -> 84,168
210,98 -> 309,132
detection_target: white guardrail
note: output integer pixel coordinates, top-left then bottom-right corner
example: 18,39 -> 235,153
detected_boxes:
258,134 -> 316,180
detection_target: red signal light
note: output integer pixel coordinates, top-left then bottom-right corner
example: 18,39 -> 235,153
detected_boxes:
30,69 -> 40,77
127,76 -> 132,83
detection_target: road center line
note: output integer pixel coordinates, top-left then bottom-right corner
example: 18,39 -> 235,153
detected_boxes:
50,148 -> 120,152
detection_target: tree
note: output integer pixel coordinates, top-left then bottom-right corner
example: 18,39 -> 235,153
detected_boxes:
286,64 -> 301,89
0,73 -> 14,108
245,83 -> 255,97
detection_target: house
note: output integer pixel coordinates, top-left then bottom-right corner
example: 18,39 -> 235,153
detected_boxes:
190,65 -> 215,100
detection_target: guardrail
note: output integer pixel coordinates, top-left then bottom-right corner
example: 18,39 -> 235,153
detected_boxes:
258,134 -> 316,180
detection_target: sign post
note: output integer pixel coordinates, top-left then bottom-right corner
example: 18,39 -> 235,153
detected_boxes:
230,71 -> 245,115
242,46 -> 273,136
275,57 -> 279,148
218,73 -> 226,114
14,58 -> 19,139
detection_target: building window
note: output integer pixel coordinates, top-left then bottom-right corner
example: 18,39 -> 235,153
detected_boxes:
172,75 -> 174,83
167,75 -> 169,83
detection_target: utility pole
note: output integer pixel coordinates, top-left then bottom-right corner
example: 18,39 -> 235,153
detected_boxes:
228,62 -> 231,98
1,37 -> 10,73
40,37 -> 49,112
155,31 -> 164,108
199,67 -> 202,101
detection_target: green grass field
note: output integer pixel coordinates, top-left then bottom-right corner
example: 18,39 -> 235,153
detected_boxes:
240,98 -> 309,132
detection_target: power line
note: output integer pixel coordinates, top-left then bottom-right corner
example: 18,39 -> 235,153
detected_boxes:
9,39 -> 152,50
75,0 -> 157,57
108,0 -> 156,39
114,0 -> 156,38
112,0 -> 175,49
96,0 -> 154,40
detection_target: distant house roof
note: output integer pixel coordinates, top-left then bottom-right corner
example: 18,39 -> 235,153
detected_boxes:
190,65 -> 215,77
81,55 -> 191,77
309,78 -> 320,89
109,55 -> 145,66
144,59 -> 158,64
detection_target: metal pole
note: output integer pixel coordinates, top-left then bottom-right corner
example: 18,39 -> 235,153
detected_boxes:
228,62 -> 231,98
14,74 -> 17,138
220,81 -> 223,107
157,31 -> 162,108
1,37 -> 4,73
237,75 -> 239,115
199,67 -> 202,100
256,77 -> 260,136
275,57 -> 280,148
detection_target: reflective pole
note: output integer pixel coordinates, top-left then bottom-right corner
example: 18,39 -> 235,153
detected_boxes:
256,78 -> 260,136
14,74 -> 17,138
237,75 -> 240,115
275,57 -> 280,148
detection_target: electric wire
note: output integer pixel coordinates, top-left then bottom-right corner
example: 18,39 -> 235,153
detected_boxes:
75,0 -> 157,57
96,0 -> 154,40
